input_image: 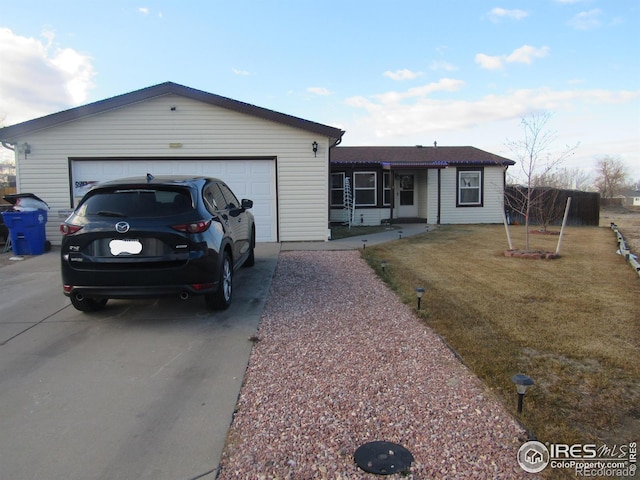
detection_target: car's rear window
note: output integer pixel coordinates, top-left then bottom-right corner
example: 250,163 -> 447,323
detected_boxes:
78,188 -> 194,218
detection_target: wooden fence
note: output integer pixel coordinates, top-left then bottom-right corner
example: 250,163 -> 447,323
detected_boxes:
0,186 -> 16,204
505,187 -> 600,226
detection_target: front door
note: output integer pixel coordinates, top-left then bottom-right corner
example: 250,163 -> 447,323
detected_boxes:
397,174 -> 418,218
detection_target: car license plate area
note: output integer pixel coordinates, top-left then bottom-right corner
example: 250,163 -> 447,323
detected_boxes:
84,238 -> 185,260
109,239 -> 142,256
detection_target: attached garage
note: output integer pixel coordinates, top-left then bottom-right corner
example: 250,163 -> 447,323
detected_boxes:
71,158 -> 277,242
0,82 -> 344,245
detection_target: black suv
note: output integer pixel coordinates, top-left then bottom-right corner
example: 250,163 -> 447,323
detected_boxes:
60,175 -> 255,312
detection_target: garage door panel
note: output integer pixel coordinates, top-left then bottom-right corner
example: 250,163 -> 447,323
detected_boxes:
175,161 -> 199,174
251,182 -> 271,196
151,162 -> 174,175
199,163 -> 224,176
72,159 -> 277,242
103,163 -> 129,176
250,162 -> 272,174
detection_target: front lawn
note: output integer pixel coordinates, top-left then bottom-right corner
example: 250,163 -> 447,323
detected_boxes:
363,224 -> 640,455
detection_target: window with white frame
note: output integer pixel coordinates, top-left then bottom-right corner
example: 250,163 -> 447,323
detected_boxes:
354,171 -> 377,206
330,173 -> 345,206
383,172 -> 391,205
457,169 -> 483,206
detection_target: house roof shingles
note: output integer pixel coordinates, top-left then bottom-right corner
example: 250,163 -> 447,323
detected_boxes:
331,145 -> 515,167
0,82 -> 345,142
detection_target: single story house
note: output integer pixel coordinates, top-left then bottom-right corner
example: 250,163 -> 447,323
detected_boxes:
0,82 -> 516,245
0,82 -> 345,244
624,191 -> 640,207
330,145 -> 515,226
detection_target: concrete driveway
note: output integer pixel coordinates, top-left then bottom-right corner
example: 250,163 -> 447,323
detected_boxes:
0,224 -> 427,479
0,244 -> 279,480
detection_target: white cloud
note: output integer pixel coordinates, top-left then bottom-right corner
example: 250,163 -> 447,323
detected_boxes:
138,7 -> 150,15
0,28 -> 95,125
568,9 -> 603,30
488,8 -> 528,22
475,53 -> 504,70
429,61 -> 457,72
476,45 -> 549,70
344,82 -> 640,140
506,45 -> 550,64
50,48 -> 95,104
307,87 -> 333,96
232,68 -> 250,76
364,78 -> 465,105
383,69 -> 423,81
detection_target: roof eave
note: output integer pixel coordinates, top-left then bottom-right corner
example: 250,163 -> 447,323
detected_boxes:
0,82 -> 345,142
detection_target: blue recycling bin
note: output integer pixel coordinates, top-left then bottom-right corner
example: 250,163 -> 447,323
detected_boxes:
1,210 -> 48,255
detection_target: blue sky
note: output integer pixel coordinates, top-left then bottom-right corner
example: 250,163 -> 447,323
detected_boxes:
1,0 -> 638,182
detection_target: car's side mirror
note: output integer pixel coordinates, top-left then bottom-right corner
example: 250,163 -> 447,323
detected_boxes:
241,199 -> 253,210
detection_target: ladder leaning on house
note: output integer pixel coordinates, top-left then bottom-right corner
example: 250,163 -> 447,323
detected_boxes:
343,177 -> 355,228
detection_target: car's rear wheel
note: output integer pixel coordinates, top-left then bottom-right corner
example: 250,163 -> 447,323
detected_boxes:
70,294 -> 108,312
205,251 -> 232,310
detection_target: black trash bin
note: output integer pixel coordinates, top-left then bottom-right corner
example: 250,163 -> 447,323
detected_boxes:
1,194 -> 50,255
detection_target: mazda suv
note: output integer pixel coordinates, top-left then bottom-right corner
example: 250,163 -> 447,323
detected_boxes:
60,175 -> 255,312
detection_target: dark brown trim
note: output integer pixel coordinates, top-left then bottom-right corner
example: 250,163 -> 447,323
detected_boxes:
455,166 -> 485,208
68,155 -> 277,162
437,168 -> 441,224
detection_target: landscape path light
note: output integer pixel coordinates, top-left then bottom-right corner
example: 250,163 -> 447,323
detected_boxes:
511,374 -> 534,413
381,260 -> 387,274
415,287 -> 425,310
362,239 -> 368,249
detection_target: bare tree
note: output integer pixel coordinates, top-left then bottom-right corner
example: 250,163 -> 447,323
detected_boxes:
534,167 -> 592,191
593,156 -> 630,199
505,112 -> 578,250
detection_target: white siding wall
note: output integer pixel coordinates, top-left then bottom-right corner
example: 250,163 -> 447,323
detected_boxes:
430,166 -> 505,224
14,94 -> 332,244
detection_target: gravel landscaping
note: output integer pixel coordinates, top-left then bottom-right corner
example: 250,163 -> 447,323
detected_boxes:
218,251 -> 531,479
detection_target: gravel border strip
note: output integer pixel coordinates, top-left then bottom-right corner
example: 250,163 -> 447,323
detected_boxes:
218,251 -> 530,479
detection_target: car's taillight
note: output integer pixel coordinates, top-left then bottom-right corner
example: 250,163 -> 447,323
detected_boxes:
171,220 -> 211,233
60,223 -> 83,235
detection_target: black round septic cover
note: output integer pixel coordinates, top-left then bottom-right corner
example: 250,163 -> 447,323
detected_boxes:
354,441 -> 414,475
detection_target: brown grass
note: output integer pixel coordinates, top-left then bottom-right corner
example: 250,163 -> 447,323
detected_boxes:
364,224 -> 640,450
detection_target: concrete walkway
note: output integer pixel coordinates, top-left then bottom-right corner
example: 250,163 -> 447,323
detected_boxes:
281,223 -> 432,251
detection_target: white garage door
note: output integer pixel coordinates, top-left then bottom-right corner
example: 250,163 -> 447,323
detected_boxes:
71,159 -> 277,242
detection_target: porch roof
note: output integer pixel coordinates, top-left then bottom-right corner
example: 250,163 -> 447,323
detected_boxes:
331,145 -> 515,168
